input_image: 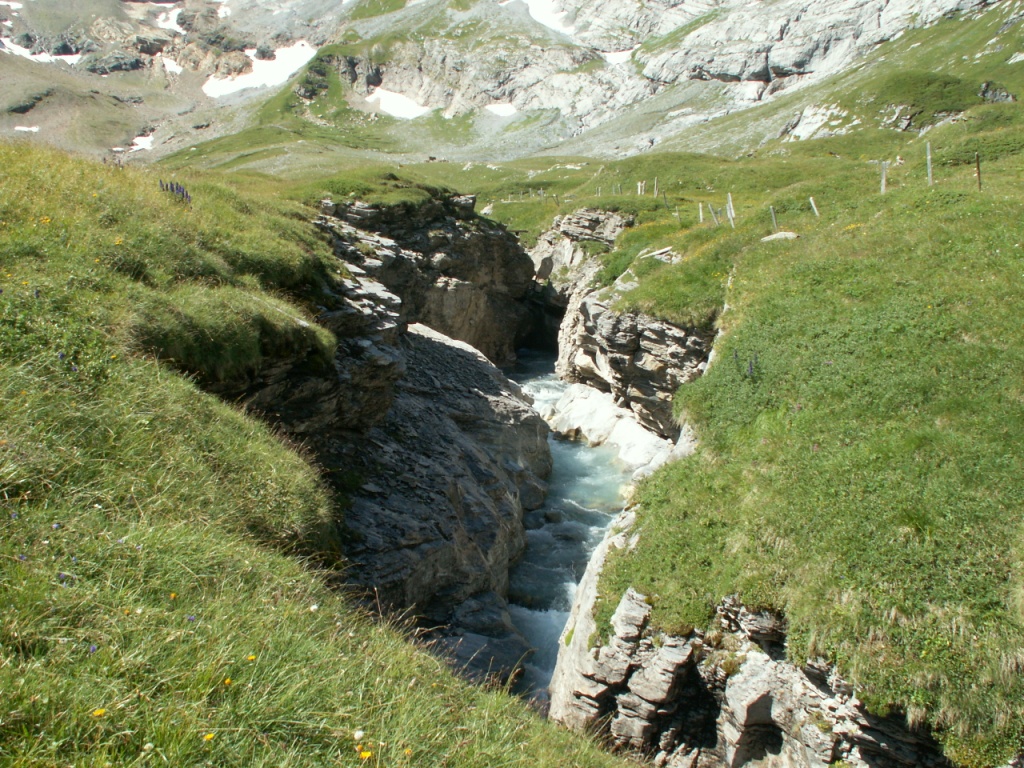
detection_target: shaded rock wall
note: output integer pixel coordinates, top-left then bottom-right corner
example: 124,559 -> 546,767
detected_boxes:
319,195 -> 535,366
197,198 -> 553,682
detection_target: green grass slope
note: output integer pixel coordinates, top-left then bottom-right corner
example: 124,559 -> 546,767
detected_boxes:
435,97 -> 1024,768
386,26 -> 1024,757
0,142 -> 630,768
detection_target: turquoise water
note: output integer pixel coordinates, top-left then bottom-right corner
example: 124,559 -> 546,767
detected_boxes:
507,351 -> 631,701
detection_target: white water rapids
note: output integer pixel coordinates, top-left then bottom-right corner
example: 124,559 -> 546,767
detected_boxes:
507,351 -> 632,701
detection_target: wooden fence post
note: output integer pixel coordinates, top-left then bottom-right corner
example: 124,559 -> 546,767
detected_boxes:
699,202 -> 704,223
709,205 -> 720,227
881,161 -> 889,195
770,206 -> 778,232
975,152 -> 982,191
809,197 -> 820,217
927,142 -> 933,187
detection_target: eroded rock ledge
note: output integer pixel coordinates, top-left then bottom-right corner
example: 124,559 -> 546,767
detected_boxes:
318,194 -> 535,366
202,195 -> 553,681
531,209 -> 713,441
550,515 -> 951,768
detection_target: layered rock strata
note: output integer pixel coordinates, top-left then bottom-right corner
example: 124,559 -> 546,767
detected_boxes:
202,198 -> 553,681
319,195 -> 535,366
550,516 -> 952,768
531,209 -> 713,441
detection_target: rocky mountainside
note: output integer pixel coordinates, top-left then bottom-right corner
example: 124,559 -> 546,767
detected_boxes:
0,0 -> 1003,160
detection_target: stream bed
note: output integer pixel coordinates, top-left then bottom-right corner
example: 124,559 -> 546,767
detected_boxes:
506,351 -> 632,701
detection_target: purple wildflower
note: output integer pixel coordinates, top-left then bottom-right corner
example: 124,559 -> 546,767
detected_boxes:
58,572 -> 67,580
17,554 -> 27,561
52,523 -> 61,530
89,644 -> 97,653
116,538 -> 125,544
10,512 -> 18,519
58,352 -> 65,360
186,615 -> 196,622
71,365 -> 79,372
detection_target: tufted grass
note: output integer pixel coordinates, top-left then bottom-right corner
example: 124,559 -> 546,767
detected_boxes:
589,114 -> 1024,767
0,141 -> 632,768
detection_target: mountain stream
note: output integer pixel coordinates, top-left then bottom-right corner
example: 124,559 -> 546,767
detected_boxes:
506,351 -> 632,702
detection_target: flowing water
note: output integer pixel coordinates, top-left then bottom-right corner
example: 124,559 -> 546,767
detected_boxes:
507,351 -> 632,701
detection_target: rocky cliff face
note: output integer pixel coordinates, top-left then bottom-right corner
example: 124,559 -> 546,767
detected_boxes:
531,209 -> 713,441
197,196 -> 553,681
550,514 -> 952,768
319,194 -> 535,366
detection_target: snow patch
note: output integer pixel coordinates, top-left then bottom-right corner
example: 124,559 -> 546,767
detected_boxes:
0,2 -> 24,9
603,46 -> 638,65
130,134 -> 154,152
155,7 -> 185,35
367,88 -> 434,119
1,37 -> 80,65
484,102 -> 518,117
14,125 -> 38,132
520,0 -> 574,35
1009,51 -> 1024,64
161,55 -> 182,74
202,40 -> 317,98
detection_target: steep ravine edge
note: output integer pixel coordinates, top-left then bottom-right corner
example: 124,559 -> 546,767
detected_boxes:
535,209 -> 964,767
548,513 -> 957,768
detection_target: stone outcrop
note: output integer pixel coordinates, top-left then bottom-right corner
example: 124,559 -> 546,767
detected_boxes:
530,209 -> 713,441
182,198 -> 554,682
557,286 -> 712,440
318,195 -> 535,366
541,382 -> 696,480
550,516 -> 953,768
322,321 -> 550,680
531,208 -> 634,287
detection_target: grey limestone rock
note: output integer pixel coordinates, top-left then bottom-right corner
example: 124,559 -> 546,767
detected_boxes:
532,209 -> 713,440
318,195 -> 535,366
550,515 -> 954,767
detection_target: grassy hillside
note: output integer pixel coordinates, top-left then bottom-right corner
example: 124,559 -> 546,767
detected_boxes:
0,142 -> 630,768
423,89 -> 1024,767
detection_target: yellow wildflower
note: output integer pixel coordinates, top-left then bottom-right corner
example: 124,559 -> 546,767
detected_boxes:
170,592 -> 177,599
92,708 -> 106,717
247,654 -> 256,661
223,678 -> 232,686
203,733 -> 215,741
114,237 -> 123,245
360,751 -> 372,760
